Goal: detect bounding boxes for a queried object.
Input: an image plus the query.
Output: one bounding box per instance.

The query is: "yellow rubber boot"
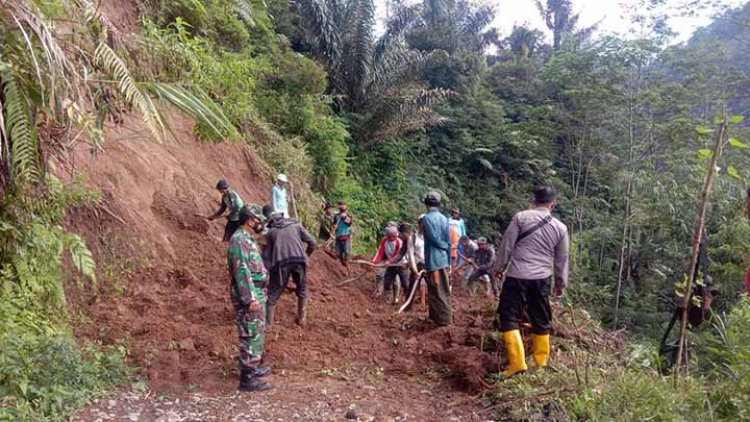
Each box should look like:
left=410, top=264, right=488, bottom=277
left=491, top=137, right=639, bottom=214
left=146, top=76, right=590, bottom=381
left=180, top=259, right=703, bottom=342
left=502, top=330, right=528, bottom=377
left=532, top=334, right=550, bottom=367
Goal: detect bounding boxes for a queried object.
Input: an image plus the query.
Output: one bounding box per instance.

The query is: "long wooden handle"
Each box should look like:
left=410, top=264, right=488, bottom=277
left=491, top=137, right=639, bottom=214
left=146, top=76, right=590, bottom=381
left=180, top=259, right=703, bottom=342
left=351, top=259, right=390, bottom=268
left=336, top=271, right=368, bottom=287
left=397, top=270, right=426, bottom=314
left=457, top=250, right=479, bottom=269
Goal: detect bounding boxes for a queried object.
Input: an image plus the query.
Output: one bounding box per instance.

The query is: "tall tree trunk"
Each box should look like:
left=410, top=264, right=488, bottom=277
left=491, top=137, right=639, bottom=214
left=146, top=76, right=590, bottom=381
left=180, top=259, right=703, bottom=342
left=613, top=63, right=643, bottom=328
left=674, top=118, right=728, bottom=376
left=613, top=176, right=632, bottom=329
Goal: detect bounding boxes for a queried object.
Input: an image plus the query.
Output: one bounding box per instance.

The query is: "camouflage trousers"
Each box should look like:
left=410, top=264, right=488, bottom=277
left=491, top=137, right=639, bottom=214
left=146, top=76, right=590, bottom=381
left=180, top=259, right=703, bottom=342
left=235, top=291, right=267, bottom=371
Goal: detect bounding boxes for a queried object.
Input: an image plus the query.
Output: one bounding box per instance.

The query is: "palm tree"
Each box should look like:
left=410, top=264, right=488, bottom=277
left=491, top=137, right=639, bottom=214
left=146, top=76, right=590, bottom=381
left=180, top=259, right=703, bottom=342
left=535, top=0, right=597, bottom=51
left=296, top=0, right=451, bottom=147
left=409, top=0, right=499, bottom=54
left=507, top=25, right=545, bottom=60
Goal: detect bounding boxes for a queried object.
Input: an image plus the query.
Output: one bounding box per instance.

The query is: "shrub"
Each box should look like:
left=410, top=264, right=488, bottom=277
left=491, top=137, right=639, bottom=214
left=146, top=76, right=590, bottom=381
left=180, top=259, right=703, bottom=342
left=567, top=370, right=710, bottom=421
left=0, top=332, right=129, bottom=421
left=703, top=299, right=750, bottom=420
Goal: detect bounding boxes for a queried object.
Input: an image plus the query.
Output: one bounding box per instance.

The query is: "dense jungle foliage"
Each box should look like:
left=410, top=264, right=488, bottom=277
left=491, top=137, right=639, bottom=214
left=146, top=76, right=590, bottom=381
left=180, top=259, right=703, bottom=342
left=2, top=0, right=750, bottom=419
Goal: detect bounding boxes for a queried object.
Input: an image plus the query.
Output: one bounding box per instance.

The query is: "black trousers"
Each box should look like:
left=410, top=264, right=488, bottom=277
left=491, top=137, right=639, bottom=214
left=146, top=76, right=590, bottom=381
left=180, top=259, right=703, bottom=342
left=497, top=276, right=552, bottom=335
left=383, top=266, right=409, bottom=292
left=223, top=220, right=241, bottom=242
left=268, top=262, right=308, bottom=306
left=468, top=268, right=500, bottom=296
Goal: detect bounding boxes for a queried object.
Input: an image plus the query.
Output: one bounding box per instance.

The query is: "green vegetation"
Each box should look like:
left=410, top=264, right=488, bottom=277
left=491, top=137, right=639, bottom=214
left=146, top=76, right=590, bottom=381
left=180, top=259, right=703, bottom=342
left=3, top=0, right=750, bottom=419
left=486, top=300, right=750, bottom=420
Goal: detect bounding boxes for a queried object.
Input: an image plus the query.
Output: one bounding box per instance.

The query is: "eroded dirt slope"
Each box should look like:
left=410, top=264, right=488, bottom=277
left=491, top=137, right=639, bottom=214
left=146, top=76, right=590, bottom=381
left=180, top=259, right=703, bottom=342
left=61, top=115, right=501, bottom=421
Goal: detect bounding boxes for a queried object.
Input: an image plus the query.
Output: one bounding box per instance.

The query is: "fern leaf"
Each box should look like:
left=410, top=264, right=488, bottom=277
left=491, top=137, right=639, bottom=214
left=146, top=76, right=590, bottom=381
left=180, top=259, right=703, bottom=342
left=2, top=67, right=39, bottom=185
left=65, top=233, right=97, bottom=285
left=95, top=43, right=165, bottom=142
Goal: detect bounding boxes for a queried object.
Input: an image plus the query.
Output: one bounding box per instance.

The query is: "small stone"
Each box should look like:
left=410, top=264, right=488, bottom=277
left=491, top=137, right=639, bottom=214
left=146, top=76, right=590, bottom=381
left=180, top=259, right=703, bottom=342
left=345, top=408, right=358, bottom=419
left=179, top=338, right=196, bottom=351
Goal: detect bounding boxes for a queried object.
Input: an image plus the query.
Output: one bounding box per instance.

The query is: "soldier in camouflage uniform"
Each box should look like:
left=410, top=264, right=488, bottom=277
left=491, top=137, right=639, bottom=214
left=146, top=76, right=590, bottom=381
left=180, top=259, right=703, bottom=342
left=209, top=179, right=245, bottom=241
left=227, top=206, right=272, bottom=392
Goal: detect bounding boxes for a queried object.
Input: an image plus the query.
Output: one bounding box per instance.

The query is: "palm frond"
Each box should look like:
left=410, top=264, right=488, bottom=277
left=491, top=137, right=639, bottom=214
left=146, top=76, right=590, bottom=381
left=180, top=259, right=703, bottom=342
left=0, top=85, right=7, bottom=170
left=64, top=232, right=97, bottom=285
left=337, top=0, right=374, bottom=108
left=368, top=49, right=448, bottom=100
left=235, top=0, right=255, bottom=27
left=535, top=0, right=553, bottom=29
left=76, top=0, right=127, bottom=47
left=460, top=4, right=494, bottom=38
left=362, top=86, right=453, bottom=146
left=95, top=42, right=165, bottom=142
left=298, top=0, right=341, bottom=61
left=372, top=107, right=450, bottom=143
left=2, top=67, right=40, bottom=185
left=373, top=4, right=422, bottom=62
left=3, top=0, right=83, bottom=105
left=145, top=83, right=240, bottom=142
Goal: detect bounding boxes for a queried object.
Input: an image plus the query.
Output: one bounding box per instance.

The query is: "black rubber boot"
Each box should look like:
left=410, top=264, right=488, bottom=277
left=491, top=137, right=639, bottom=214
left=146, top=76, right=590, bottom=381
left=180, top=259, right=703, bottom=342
left=296, top=299, right=307, bottom=326
left=249, top=366, right=272, bottom=378
left=239, top=370, right=272, bottom=392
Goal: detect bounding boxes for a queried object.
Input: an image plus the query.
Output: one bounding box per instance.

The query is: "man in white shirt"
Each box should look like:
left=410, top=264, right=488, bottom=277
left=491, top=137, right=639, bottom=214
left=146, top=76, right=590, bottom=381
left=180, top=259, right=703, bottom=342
left=271, top=174, right=289, bottom=218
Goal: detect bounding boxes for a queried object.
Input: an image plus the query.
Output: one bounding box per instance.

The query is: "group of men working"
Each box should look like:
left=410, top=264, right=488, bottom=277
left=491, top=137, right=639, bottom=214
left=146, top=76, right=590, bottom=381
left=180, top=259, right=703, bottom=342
left=208, top=175, right=317, bottom=392
left=364, top=187, right=569, bottom=379
left=211, top=176, right=570, bottom=392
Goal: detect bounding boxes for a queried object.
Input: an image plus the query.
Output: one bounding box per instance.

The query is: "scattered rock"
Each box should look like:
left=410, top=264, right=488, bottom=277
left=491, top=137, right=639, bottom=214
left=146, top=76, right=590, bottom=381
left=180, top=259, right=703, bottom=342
left=345, top=408, right=358, bottom=419
left=178, top=338, right=196, bottom=351
left=169, top=267, right=197, bottom=289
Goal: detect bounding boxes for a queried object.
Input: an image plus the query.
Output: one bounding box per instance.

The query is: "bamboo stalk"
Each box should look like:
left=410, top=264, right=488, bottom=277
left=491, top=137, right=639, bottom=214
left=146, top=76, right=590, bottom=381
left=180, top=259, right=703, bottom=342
left=289, top=180, right=299, bottom=220
left=674, top=118, right=728, bottom=376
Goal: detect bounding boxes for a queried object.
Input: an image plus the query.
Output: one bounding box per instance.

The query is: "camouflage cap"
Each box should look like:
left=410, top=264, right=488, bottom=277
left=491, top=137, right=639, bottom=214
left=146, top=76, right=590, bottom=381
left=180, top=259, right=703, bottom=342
left=243, top=204, right=265, bottom=222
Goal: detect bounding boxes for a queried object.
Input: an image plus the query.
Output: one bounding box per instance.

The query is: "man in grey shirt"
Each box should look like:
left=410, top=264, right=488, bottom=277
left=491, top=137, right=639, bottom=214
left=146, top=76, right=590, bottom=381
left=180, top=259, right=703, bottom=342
left=493, top=186, right=569, bottom=377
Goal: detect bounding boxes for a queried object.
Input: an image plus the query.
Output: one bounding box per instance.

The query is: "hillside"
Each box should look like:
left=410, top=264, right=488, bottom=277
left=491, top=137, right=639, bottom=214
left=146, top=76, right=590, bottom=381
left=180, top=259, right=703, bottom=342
left=58, top=113, right=496, bottom=419
left=3, top=0, right=750, bottom=420
left=59, top=114, right=618, bottom=420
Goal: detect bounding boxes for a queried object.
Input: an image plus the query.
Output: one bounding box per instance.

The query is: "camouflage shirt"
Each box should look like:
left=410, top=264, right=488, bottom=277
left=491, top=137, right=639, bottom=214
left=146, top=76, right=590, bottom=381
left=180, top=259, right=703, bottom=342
left=227, top=227, right=268, bottom=307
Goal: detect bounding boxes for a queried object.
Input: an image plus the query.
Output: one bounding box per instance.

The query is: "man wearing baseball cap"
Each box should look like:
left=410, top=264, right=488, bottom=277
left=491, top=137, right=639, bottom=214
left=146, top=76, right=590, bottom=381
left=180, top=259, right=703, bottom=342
left=271, top=174, right=289, bottom=218
left=421, top=191, right=453, bottom=326
left=208, top=179, right=245, bottom=241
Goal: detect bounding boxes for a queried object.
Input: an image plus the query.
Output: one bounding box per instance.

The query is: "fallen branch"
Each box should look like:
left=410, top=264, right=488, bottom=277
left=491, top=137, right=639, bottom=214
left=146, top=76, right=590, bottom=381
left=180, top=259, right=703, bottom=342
left=336, top=271, right=369, bottom=287
left=100, top=205, right=127, bottom=225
